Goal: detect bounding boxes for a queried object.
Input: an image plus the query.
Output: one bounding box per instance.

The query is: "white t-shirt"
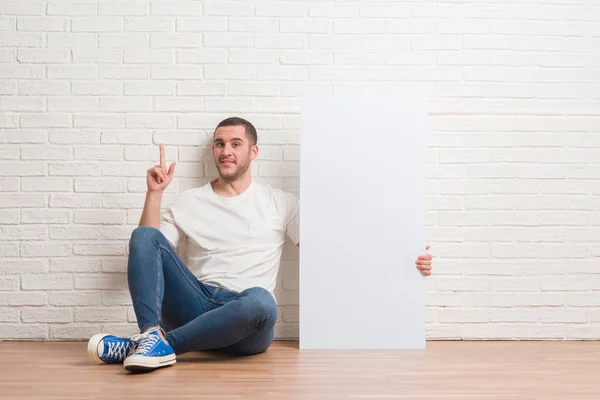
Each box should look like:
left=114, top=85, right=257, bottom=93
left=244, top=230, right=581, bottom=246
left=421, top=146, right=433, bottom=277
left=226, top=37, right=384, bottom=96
left=158, top=180, right=299, bottom=297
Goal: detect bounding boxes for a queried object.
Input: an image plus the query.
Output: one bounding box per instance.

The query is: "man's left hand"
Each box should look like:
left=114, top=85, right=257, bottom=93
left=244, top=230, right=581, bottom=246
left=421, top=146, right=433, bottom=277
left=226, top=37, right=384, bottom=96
left=416, top=245, right=432, bottom=277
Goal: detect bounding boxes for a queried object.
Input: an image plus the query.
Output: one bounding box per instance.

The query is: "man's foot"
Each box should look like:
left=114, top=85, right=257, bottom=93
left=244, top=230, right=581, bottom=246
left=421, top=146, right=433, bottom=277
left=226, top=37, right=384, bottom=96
left=123, top=327, right=176, bottom=372
left=88, top=334, right=139, bottom=364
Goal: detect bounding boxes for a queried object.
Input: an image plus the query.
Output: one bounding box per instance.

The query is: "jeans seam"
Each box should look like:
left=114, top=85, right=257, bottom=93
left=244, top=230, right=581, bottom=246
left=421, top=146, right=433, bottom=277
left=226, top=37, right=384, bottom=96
left=158, top=243, right=221, bottom=306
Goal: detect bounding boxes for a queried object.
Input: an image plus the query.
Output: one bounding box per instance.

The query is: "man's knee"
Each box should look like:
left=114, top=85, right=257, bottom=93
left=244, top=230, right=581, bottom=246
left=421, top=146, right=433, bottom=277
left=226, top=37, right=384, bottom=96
left=130, top=226, right=162, bottom=247
left=242, top=287, right=278, bottom=326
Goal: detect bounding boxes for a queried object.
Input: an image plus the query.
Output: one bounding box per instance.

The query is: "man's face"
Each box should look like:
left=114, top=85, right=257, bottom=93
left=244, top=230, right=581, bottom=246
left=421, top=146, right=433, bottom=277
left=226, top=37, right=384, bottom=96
left=212, top=125, right=257, bottom=182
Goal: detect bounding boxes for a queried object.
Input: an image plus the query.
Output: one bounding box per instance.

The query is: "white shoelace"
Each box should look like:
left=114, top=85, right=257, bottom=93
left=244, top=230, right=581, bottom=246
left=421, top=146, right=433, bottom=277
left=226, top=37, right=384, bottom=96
left=106, top=340, right=134, bottom=360
left=130, top=331, right=160, bottom=356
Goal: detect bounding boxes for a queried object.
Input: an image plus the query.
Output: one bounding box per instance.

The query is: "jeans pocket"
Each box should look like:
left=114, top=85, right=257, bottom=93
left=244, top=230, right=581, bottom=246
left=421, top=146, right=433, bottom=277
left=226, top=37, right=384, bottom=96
left=211, top=286, right=239, bottom=305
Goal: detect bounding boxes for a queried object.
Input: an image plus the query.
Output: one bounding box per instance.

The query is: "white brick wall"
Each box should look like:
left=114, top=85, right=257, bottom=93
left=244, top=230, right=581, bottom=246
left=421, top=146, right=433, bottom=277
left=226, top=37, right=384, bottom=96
left=1, top=0, right=599, bottom=341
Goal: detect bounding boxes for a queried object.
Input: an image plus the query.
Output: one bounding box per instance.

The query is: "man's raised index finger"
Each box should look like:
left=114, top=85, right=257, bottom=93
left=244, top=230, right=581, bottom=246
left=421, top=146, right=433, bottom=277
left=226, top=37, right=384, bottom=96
left=160, top=144, right=165, bottom=168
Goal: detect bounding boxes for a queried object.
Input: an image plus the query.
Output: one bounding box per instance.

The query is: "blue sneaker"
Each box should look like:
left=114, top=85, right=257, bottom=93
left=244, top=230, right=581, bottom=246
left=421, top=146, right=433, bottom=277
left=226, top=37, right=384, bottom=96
left=87, top=333, right=139, bottom=364
left=123, top=327, right=176, bottom=371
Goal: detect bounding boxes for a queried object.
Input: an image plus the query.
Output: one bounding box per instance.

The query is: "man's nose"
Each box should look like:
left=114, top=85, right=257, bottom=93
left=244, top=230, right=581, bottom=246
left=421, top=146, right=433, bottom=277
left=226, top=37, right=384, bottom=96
left=222, top=143, right=233, bottom=154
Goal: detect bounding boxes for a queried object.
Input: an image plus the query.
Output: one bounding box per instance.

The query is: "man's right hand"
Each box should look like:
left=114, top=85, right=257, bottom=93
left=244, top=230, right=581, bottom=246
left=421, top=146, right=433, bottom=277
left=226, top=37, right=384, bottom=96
left=147, top=144, right=176, bottom=193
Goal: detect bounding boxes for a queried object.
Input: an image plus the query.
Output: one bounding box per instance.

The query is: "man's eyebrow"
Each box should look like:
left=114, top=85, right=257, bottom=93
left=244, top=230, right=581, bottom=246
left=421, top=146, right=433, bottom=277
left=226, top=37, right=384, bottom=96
left=214, top=137, right=244, bottom=142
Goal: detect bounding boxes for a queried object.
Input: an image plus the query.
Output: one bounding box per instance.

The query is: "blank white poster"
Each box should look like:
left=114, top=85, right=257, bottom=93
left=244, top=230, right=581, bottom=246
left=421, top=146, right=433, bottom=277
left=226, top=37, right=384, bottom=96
left=299, top=96, right=428, bottom=350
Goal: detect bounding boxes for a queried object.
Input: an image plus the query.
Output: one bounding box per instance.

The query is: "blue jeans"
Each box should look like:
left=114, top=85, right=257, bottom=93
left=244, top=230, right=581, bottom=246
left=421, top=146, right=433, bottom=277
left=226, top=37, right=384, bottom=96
left=127, top=226, right=278, bottom=356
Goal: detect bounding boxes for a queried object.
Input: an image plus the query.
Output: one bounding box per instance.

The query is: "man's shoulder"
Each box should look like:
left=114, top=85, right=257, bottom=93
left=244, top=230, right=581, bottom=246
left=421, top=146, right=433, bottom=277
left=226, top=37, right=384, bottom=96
left=253, top=181, right=297, bottom=202
left=169, top=182, right=211, bottom=208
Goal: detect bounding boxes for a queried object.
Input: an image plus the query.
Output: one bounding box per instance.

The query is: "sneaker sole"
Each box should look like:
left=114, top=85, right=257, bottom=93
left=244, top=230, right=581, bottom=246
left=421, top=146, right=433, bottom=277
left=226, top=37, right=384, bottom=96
left=123, top=354, right=176, bottom=372
left=87, top=333, right=110, bottom=364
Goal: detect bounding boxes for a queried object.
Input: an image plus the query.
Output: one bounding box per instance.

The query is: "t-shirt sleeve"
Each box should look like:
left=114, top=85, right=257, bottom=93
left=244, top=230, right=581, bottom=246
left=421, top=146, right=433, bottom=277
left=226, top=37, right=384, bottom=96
left=159, top=206, right=184, bottom=248
left=285, top=192, right=300, bottom=245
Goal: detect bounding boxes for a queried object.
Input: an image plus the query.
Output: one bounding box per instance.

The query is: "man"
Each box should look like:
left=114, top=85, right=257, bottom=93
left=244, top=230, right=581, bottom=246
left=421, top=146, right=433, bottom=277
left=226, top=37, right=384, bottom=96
left=87, top=117, right=434, bottom=372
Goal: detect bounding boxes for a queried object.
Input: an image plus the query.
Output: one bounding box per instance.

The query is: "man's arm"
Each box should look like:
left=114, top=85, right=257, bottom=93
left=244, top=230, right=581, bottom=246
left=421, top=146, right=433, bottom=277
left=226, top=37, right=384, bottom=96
left=139, top=144, right=177, bottom=250
left=139, top=191, right=163, bottom=229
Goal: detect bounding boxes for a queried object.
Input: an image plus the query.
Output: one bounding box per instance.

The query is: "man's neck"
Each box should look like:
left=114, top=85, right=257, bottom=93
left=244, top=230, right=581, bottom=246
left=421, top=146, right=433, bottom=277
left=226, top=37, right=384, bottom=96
left=211, top=174, right=252, bottom=198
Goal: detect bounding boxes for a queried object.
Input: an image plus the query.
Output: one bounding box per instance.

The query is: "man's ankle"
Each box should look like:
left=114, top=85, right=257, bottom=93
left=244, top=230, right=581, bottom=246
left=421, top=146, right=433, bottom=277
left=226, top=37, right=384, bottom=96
left=143, top=326, right=169, bottom=344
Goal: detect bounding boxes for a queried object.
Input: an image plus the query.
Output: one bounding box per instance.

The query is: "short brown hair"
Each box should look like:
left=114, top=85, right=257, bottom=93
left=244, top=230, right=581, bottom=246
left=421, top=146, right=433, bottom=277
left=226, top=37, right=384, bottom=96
left=214, top=117, right=257, bottom=146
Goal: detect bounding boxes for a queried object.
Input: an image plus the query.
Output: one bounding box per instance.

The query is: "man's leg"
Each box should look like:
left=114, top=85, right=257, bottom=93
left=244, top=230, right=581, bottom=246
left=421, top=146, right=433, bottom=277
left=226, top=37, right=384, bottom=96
left=128, top=226, right=277, bottom=356
left=127, top=226, right=214, bottom=334
left=164, top=286, right=278, bottom=355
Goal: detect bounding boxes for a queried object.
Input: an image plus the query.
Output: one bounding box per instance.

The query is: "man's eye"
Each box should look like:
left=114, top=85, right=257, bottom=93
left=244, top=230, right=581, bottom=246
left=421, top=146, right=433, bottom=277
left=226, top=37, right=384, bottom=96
left=233, top=143, right=239, bottom=147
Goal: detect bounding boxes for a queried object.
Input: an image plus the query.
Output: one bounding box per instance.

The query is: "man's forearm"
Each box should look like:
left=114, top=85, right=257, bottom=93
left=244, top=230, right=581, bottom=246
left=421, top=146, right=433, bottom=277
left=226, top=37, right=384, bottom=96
left=139, top=191, right=163, bottom=228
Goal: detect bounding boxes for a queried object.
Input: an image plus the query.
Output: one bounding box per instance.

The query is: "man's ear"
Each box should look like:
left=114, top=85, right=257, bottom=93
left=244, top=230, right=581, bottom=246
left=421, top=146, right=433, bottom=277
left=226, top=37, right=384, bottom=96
left=251, top=145, right=259, bottom=160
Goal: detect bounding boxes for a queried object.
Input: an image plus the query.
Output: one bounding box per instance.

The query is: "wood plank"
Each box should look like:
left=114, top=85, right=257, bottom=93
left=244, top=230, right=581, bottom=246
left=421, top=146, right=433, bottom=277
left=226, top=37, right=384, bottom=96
left=0, top=340, right=599, bottom=399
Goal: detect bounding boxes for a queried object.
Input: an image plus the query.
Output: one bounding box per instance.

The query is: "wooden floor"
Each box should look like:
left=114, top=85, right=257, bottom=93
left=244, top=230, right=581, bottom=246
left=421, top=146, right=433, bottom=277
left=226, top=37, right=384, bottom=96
left=1, top=340, right=599, bottom=399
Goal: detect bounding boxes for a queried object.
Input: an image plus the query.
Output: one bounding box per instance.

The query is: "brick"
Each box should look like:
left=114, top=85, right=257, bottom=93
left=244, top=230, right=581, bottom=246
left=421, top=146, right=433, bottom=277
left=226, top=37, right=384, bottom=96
left=204, top=33, right=253, bottom=48
left=0, top=242, right=18, bottom=257
left=0, top=292, right=47, bottom=306
left=151, top=33, right=200, bottom=48
left=177, top=17, right=227, bottom=32
left=17, top=16, right=68, bottom=31
left=151, top=1, right=201, bottom=16
left=74, top=209, right=126, bottom=223
left=0, top=324, right=47, bottom=339
left=490, top=309, right=537, bottom=323
left=125, top=17, right=173, bottom=32
left=125, top=81, right=173, bottom=95
left=99, top=97, right=152, bottom=113
left=0, top=307, right=19, bottom=322
left=124, top=50, right=174, bottom=64
left=0, top=226, right=46, bottom=240
left=49, top=324, right=101, bottom=340
left=18, top=49, right=69, bottom=63
left=49, top=162, right=100, bottom=176
left=0, top=177, right=19, bottom=190
left=258, top=162, right=299, bottom=178
left=100, top=66, right=147, bottom=79
left=0, top=65, right=44, bottom=79
left=101, top=130, right=153, bottom=144
left=47, top=33, right=97, bottom=48
left=0, top=96, right=44, bottom=112
left=49, top=194, right=102, bottom=208
left=204, top=2, right=252, bottom=16
left=21, top=113, right=71, bottom=128
left=1, top=1, right=44, bottom=15
left=100, top=2, right=148, bottom=16
left=22, top=274, right=73, bottom=290
left=99, top=33, right=148, bottom=49
left=439, top=309, right=488, bottom=323
left=21, top=146, right=71, bottom=160
left=309, top=35, right=358, bottom=50
left=229, top=18, right=277, bottom=33
left=0, top=114, right=18, bottom=128
left=0, top=276, right=19, bottom=292
left=75, top=307, right=126, bottom=322
left=22, top=307, right=72, bottom=323
left=50, top=291, right=101, bottom=306
left=151, top=65, right=202, bottom=80
left=73, top=146, right=122, bottom=161
left=49, top=226, right=100, bottom=241
left=101, top=256, right=129, bottom=273
left=100, top=323, right=139, bottom=337
left=102, top=194, right=145, bottom=208
left=102, top=290, right=131, bottom=306
left=281, top=50, right=332, bottom=65
left=75, top=274, right=127, bottom=290
left=47, top=2, right=97, bottom=16
left=334, top=19, right=383, bottom=34
left=0, top=32, right=43, bottom=47
left=74, top=114, right=125, bottom=129
left=18, top=81, right=70, bottom=95
left=48, top=65, right=97, bottom=79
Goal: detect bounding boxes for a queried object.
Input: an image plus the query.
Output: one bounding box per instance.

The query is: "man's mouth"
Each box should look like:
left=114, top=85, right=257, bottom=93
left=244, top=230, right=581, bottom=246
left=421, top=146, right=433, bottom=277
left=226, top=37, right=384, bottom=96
left=220, top=160, right=235, bottom=166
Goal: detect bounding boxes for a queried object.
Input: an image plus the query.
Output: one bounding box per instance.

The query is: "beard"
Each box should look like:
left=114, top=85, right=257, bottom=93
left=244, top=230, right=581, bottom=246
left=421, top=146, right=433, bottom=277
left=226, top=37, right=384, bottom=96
left=215, top=158, right=250, bottom=182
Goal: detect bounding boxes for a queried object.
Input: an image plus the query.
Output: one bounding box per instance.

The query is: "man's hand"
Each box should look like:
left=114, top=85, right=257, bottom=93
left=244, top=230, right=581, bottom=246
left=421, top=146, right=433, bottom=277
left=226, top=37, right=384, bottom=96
left=147, top=144, right=176, bottom=193
left=416, top=245, right=432, bottom=277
